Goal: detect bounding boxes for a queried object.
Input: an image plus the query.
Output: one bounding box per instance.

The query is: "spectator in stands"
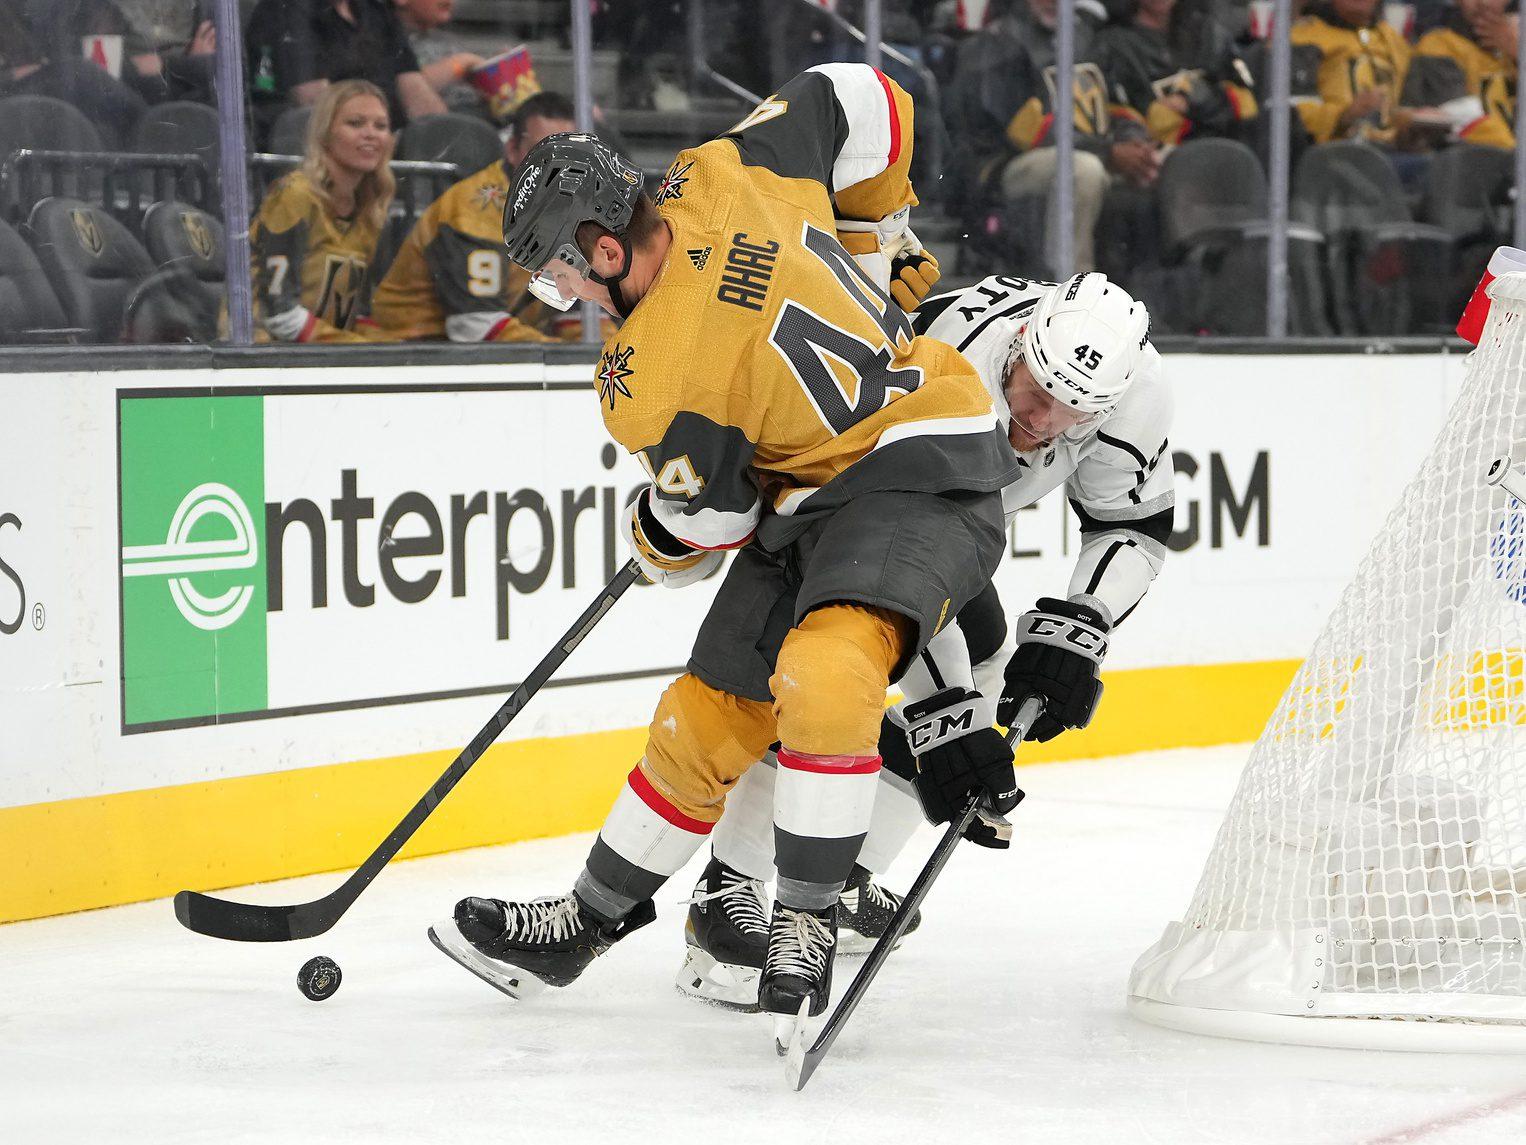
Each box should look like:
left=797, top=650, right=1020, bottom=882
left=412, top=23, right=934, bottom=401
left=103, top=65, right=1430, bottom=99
left=249, top=79, right=394, bottom=342
left=943, top=0, right=1155, bottom=274
left=372, top=91, right=591, bottom=342
left=245, top=0, right=446, bottom=146
left=1095, top=0, right=1258, bottom=147
left=1094, top=0, right=1259, bottom=288
left=114, top=0, right=217, bottom=104
left=1289, top=0, right=1429, bottom=145
left=1408, top=0, right=1517, bottom=147
left=0, top=0, right=148, bottom=145
left=393, top=0, right=494, bottom=119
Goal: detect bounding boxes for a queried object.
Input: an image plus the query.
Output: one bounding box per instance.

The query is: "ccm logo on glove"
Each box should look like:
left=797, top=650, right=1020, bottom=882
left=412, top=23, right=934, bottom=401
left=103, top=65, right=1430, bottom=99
left=1021, top=614, right=1109, bottom=658
left=906, top=694, right=979, bottom=752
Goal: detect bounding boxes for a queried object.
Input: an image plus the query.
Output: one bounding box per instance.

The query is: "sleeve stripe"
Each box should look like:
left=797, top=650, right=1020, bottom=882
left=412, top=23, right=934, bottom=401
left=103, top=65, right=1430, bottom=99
left=1084, top=538, right=1134, bottom=596
left=874, top=67, right=902, bottom=166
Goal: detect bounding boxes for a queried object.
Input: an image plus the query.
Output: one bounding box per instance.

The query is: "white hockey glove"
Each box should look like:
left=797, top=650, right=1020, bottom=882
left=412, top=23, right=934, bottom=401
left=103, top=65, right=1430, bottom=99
left=836, top=206, right=941, bottom=311
left=622, top=486, right=724, bottom=589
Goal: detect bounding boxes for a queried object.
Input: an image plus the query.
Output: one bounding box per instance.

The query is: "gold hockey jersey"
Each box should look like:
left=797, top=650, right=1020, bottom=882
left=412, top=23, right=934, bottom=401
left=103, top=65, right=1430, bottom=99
left=1289, top=12, right=1411, bottom=144
left=598, top=64, right=1020, bottom=554
left=249, top=170, right=380, bottom=343
left=1413, top=23, right=1516, bottom=149
left=371, top=160, right=558, bottom=342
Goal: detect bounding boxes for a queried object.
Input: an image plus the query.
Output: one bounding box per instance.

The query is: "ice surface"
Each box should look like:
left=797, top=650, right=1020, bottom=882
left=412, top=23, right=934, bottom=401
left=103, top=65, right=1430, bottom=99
left=7, top=745, right=1526, bottom=1144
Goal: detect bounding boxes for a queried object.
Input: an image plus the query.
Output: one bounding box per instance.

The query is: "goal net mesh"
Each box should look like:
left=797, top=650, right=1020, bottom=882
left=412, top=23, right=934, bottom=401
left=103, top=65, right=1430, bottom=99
left=1131, top=273, right=1526, bottom=1030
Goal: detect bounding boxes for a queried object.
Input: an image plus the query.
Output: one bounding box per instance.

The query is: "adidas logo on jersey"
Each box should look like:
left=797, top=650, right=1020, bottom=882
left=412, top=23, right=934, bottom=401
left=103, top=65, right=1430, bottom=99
left=688, top=247, right=711, bottom=271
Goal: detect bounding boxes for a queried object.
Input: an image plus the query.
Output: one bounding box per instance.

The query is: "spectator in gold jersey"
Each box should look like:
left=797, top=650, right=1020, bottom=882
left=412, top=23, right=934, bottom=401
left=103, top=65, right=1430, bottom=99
left=371, top=91, right=587, bottom=342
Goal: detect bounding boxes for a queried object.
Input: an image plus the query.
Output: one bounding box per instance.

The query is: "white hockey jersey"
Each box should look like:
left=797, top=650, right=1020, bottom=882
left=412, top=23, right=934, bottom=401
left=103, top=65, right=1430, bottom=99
left=915, top=274, right=1175, bottom=627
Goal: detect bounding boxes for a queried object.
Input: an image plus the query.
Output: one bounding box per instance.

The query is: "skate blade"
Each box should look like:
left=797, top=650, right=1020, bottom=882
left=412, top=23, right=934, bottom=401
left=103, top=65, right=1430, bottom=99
left=834, top=928, right=909, bottom=957
left=780, top=998, right=813, bottom=1089
left=772, top=997, right=814, bottom=1058
left=674, top=945, right=761, bottom=1012
left=427, top=920, right=550, bottom=1001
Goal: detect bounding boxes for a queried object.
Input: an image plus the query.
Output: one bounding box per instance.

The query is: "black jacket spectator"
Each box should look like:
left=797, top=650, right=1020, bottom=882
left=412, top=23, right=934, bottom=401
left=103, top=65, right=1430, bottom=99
left=246, top=0, right=437, bottom=144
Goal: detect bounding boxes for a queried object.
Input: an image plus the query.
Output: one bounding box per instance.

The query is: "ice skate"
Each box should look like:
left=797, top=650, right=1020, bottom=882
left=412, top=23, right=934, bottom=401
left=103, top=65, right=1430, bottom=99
left=759, top=902, right=837, bottom=1052
left=836, top=863, right=922, bottom=955
left=428, top=891, right=654, bottom=999
left=675, top=856, right=770, bottom=1011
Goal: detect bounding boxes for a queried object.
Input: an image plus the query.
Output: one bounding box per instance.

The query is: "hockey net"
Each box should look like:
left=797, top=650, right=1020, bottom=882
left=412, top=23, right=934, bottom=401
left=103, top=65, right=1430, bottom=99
left=1129, top=272, right=1526, bottom=1051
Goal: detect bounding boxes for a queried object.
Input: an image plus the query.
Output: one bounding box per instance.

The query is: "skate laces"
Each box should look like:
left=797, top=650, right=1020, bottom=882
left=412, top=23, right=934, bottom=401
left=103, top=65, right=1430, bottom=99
left=685, top=870, right=770, bottom=937
left=864, top=881, right=900, bottom=911
left=502, top=895, right=583, bottom=944
left=766, top=907, right=835, bottom=978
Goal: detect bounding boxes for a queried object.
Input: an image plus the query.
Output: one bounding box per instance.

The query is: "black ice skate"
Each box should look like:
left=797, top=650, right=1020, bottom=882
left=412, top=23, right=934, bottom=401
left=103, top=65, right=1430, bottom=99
left=836, top=863, right=922, bottom=955
left=428, top=891, right=654, bottom=999
left=760, top=902, right=837, bottom=1050
left=675, top=856, right=770, bottom=1011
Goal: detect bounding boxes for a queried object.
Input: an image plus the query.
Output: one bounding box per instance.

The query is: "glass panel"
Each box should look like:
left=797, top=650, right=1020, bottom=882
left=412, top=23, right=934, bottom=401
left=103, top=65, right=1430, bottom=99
left=0, top=0, right=226, bottom=346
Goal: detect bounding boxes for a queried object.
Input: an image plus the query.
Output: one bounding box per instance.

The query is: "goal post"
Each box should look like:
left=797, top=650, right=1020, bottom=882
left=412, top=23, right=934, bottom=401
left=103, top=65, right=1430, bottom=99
left=1129, top=272, right=1526, bottom=1051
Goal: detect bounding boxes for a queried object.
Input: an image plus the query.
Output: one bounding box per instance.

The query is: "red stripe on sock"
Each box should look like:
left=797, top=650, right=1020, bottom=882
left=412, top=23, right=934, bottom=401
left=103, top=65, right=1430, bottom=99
left=627, top=767, right=713, bottom=835
left=777, top=748, right=882, bottom=776
left=874, top=68, right=902, bottom=166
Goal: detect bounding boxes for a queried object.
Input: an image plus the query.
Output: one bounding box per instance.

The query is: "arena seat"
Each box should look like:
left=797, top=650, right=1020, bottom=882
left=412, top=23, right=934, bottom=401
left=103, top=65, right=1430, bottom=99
left=1293, top=140, right=1454, bottom=336
left=131, top=102, right=221, bottom=187
left=0, top=96, right=106, bottom=220
left=269, top=105, right=313, bottom=157
left=26, top=197, right=156, bottom=343
left=1420, top=144, right=1514, bottom=321
left=397, top=114, right=502, bottom=176
left=142, top=200, right=226, bottom=281
left=123, top=265, right=221, bottom=344
left=1152, top=138, right=1330, bottom=336
left=0, top=217, right=72, bottom=343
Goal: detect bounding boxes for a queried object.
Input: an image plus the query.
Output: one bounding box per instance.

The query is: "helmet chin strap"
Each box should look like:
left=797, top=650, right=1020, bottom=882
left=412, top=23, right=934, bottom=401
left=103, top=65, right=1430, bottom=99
left=589, top=235, right=636, bottom=319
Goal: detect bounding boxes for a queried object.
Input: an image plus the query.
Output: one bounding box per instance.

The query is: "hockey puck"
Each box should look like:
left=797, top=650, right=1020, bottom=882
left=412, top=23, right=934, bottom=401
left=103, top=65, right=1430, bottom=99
left=297, top=955, right=342, bottom=1001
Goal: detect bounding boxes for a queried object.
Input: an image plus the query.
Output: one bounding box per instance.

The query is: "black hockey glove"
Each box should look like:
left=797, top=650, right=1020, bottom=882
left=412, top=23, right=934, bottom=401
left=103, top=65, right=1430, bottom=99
left=998, top=597, right=1111, bottom=742
left=903, top=688, right=1021, bottom=849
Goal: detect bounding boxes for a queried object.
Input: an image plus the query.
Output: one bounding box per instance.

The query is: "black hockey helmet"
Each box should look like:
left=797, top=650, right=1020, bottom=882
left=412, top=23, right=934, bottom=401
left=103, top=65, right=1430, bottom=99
left=503, top=131, right=644, bottom=311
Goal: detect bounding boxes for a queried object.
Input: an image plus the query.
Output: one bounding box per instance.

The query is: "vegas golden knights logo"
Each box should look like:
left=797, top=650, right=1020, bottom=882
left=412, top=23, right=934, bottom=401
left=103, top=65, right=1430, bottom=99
left=316, top=254, right=368, bottom=329
left=70, top=209, right=104, bottom=257
left=180, top=211, right=215, bottom=261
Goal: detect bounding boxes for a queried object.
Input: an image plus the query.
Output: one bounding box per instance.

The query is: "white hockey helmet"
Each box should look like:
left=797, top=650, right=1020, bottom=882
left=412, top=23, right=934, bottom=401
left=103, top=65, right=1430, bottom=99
left=1020, top=272, right=1150, bottom=416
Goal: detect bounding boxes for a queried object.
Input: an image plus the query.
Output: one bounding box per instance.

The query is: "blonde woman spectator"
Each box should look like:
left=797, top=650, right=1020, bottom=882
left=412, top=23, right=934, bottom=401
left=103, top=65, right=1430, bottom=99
left=250, top=79, right=395, bottom=342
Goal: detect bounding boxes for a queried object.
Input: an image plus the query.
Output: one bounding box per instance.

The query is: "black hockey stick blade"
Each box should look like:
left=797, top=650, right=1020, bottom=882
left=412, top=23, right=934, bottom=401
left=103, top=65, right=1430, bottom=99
left=786, top=695, right=1045, bottom=1091
left=173, top=560, right=645, bottom=943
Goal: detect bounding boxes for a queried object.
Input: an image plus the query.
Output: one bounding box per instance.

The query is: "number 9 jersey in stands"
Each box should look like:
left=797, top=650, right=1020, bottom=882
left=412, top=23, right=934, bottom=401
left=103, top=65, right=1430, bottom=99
left=600, top=64, right=1019, bottom=555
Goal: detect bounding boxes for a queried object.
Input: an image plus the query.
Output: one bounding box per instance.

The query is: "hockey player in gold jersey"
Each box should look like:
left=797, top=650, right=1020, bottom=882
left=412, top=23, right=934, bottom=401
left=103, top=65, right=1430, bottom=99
left=429, top=65, right=1026, bottom=1035
left=249, top=80, right=394, bottom=343
left=372, top=92, right=581, bottom=342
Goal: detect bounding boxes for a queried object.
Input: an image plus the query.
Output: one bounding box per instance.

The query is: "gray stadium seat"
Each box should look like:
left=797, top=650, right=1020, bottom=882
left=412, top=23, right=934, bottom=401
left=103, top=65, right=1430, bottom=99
left=1152, top=138, right=1330, bottom=336
left=123, top=265, right=221, bottom=344
left=142, top=200, right=226, bottom=281
left=1421, top=144, right=1515, bottom=321
left=26, top=197, right=156, bottom=343
left=0, top=95, right=106, bottom=221
left=397, top=113, right=501, bottom=175
left=1294, top=141, right=1454, bottom=335
left=270, top=105, right=313, bottom=157
left=0, top=217, right=71, bottom=343
left=131, top=101, right=221, bottom=183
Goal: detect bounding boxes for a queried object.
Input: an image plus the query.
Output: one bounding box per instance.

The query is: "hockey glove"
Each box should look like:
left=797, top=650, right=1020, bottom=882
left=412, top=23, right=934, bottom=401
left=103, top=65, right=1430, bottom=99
left=903, top=687, right=1021, bottom=849
left=998, top=597, right=1111, bottom=742
left=622, top=487, right=724, bottom=589
left=889, top=248, right=941, bottom=312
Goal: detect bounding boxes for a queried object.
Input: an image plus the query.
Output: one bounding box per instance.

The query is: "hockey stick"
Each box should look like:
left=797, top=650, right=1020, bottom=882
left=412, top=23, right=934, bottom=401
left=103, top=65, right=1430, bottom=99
left=784, top=695, right=1046, bottom=1091
left=173, top=559, right=645, bottom=943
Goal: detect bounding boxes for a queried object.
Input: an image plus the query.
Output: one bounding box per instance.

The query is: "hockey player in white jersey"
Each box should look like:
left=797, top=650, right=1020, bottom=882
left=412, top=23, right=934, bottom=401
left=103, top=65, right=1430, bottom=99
left=677, top=270, right=1174, bottom=1009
